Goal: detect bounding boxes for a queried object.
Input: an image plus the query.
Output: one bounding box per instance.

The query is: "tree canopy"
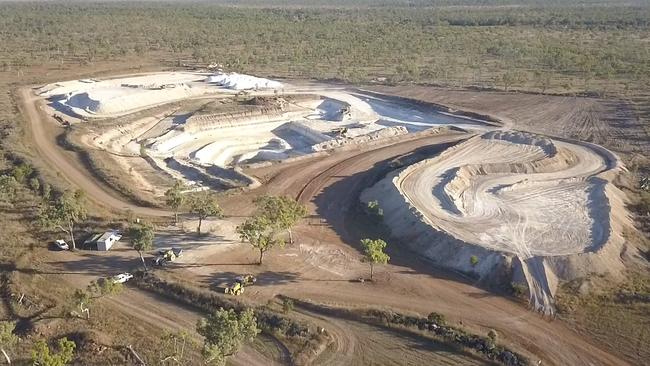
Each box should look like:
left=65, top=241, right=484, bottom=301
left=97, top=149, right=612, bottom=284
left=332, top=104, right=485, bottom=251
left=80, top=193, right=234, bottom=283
left=38, top=190, right=87, bottom=250
left=254, top=195, right=306, bottom=243
left=31, top=337, right=76, bottom=366
left=197, top=308, right=259, bottom=365
left=164, top=180, right=185, bottom=224
left=189, top=192, right=223, bottom=234
left=236, top=215, right=285, bottom=264
left=128, top=223, right=155, bottom=271
left=361, top=238, right=390, bottom=280
left=0, top=321, right=18, bottom=365
left=72, top=278, right=123, bottom=319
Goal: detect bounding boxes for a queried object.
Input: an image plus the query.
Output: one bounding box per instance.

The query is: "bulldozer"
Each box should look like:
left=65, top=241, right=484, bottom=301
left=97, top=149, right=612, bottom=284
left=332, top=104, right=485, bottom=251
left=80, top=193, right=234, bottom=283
left=224, top=281, right=244, bottom=296
left=153, top=248, right=183, bottom=266
left=224, top=274, right=257, bottom=296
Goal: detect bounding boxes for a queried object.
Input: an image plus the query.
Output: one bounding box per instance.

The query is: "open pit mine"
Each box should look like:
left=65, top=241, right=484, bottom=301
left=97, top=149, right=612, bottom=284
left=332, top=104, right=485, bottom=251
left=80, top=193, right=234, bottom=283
left=37, top=71, right=628, bottom=315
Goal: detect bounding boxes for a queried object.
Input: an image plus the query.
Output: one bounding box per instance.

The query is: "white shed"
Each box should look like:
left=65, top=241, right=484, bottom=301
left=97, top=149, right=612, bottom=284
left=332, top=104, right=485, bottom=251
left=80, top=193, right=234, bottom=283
left=96, top=230, right=122, bottom=251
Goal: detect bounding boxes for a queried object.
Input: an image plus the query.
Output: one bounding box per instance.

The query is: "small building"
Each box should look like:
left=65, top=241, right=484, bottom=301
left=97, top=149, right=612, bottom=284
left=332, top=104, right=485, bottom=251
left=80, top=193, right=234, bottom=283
left=97, top=230, right=122, bottom=251
left=83, top=230, right=122, bottom=251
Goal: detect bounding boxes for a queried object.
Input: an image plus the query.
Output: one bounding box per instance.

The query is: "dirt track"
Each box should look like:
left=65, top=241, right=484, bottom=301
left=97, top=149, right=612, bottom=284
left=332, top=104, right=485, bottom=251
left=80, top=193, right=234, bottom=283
left=18, top=88, right=169, bottom=217
left=19, top=86, right=631, bottom=365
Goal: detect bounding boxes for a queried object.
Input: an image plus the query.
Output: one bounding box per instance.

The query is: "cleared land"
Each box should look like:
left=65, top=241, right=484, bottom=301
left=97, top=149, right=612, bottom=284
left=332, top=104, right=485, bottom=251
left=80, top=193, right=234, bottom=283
left=19, top=72, right=635, bottom=365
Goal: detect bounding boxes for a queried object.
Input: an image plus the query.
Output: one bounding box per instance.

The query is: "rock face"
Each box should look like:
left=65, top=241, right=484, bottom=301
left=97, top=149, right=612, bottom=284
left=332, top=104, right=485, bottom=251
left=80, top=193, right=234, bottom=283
left=361, top=131, right=628, bottom=315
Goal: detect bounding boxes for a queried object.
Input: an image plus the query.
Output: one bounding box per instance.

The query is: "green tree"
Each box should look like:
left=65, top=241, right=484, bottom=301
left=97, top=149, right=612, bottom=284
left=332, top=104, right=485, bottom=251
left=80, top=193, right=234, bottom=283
left=500, top=72, right=515, bottom=91
left=0, top=175, right=18, bottom=203
left=160, top=330, right=194, bottom=364
left=87, top=278, right=123, bottom=298
left=128, top=223, right=154, bottom=271
left=0, top=321, right=18, bottom=364
left=11, top=163, right=33, bottom=184
left=38, top=190, right=87, bottom=250
left=470, top=255, right=479, bottom=267
left=236, top=216, right=284, bottom=265
left=71, top=289, right=91, bottom=320
left=72, top=279, right=123, bottom=320
left=164, top=180, right=185, bottom=224
left=197, top=308, right=259, bottom=366
left=31, top=337, right=76, bottom=366
left=360, top=238, right=390, bottom=281
left=29, top=177, right=41, bottom=192
left=189, top=192, right=223, bottom=235
left=254, top=195, right=306, bottom=244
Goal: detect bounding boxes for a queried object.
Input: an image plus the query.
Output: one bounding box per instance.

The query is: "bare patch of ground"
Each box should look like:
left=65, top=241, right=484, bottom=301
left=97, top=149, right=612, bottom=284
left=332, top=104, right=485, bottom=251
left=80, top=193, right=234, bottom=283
left=368, top=86, right=650, bottom=157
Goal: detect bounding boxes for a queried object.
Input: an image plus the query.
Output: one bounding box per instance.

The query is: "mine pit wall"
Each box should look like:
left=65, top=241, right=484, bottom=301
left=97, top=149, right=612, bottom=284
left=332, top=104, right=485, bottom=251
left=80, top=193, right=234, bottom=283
left=165, top=158, right=241, bottom=190
left=183, top=105, right=311, bottom=133
left=443, top=148, right=579, bottom=211
left=356, top=89, right=503, bottom=127
left=360, top=169, right=514, bottom=286
left=284, top=122, right=331, bottom=145
left=361, top=152, right=629, bottom=310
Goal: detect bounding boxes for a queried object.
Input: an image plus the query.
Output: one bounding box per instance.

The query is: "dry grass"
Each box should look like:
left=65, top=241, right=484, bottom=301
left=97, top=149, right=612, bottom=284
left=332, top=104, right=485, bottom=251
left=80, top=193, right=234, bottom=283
left=556, top=269, right=650, bottom=364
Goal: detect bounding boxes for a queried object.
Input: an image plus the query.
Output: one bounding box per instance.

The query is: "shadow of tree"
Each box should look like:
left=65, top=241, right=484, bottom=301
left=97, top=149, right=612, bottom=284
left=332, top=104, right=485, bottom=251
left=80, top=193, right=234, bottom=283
left=201, top=271, right=300, bottom=292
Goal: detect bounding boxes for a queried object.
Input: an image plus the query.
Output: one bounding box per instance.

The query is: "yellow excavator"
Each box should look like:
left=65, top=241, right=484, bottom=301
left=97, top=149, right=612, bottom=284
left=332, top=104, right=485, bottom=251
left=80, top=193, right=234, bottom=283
left=224, top=274, right=257, bottom=296
left=153, top=248, right=183, bottom=266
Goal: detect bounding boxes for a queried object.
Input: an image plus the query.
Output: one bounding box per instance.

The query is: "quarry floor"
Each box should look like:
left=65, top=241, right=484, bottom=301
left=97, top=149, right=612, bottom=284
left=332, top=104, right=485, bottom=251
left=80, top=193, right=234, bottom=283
left=18, top=82, right=638, bottom=366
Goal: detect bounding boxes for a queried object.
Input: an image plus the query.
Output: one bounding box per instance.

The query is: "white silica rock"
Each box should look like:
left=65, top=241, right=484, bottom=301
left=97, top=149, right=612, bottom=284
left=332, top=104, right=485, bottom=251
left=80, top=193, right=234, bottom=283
left=205, top=72, right=283, bottom=90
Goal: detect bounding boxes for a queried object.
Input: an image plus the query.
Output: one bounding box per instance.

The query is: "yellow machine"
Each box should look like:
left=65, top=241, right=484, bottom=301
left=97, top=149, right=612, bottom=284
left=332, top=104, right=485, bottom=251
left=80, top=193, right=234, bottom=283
left=224, top=274, right=257, bottom=295
left=224, top=282, right=244, bottom=296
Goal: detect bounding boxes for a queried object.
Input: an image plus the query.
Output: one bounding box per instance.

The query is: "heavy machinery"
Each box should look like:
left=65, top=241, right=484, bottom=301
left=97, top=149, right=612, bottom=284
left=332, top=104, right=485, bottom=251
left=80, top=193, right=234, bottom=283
left=235, top=274, right=257, bottom=286
left=339, top=105, right=352, bottom=118
left=332, top=127, right=349, bottom=138
left=641, top=176, right=650, bottom=191
left=153, top=248, right=183, bottom=266
left=224, top=274, right=257, bottom=296
left=224, top=281, right=244, bottom=296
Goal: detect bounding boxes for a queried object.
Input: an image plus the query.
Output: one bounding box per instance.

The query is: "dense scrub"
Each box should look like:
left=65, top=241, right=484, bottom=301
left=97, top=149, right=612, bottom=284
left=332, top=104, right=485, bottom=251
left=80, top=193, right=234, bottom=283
left=0, top=1, right=648, bottom=96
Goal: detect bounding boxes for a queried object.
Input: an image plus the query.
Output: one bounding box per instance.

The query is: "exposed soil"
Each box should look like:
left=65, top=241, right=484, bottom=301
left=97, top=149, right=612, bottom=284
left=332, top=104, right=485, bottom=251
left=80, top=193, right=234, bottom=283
left=18, top=81, right=634, bottom=366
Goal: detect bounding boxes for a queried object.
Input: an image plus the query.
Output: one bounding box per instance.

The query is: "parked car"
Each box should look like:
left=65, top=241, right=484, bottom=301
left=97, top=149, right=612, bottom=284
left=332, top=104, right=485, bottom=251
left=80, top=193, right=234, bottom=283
left=111, top=273, right=133, bottom=284
left=54, top=239, right=69, bottom=251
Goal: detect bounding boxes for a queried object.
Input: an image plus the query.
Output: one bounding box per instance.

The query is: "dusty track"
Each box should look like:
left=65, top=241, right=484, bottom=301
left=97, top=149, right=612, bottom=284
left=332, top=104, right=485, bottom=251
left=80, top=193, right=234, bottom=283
left=18, top=88, right=168, bottom=217
left=19, top=87, right=629, bottom=366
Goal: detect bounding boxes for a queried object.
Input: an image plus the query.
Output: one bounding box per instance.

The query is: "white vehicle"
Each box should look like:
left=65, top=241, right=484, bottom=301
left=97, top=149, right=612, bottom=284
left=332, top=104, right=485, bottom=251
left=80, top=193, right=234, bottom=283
left=111, top=273, right=133, bottom=284
left=54, top=239, right=69, bottom=251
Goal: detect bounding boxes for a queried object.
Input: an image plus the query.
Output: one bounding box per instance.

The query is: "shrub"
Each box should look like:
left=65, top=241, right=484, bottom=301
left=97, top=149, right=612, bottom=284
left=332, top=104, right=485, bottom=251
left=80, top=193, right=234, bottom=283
left=28, top=178, right=40, bottom=192
left=510, top=282, right=528, bottom=298
left=366, top=200, right=383, bottom=219
left=282, top=298, right=294, bottom=314
left=427, top=312, right=446, bottom=325
left=11, top=163, right=33, bottom=183
left=488, top=329, right=498, bottom=344
left=470, top=255, right=479, bottom=267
